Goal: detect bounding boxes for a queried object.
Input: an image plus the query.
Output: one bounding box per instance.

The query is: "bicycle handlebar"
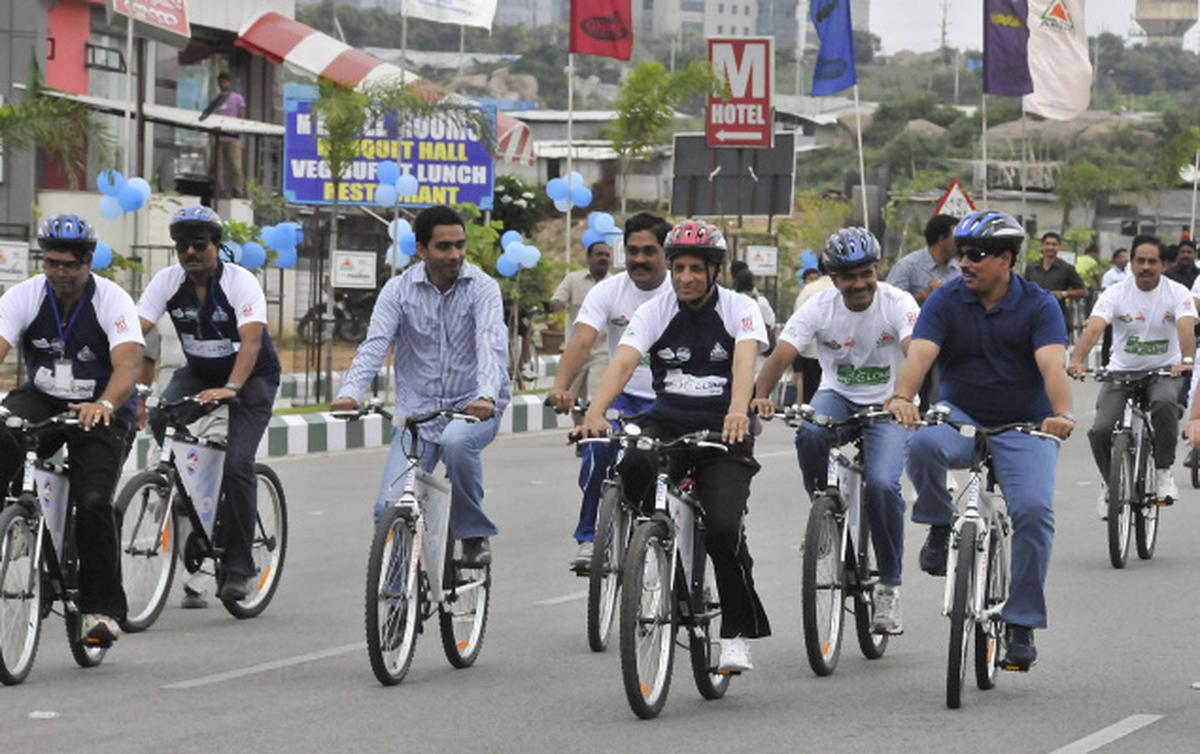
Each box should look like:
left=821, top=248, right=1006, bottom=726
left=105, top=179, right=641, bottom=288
left=575, top=427, right=730, bottom=453
left=921, top=406, right=1062, bottom=445
left=780, top=403, right=894, bottom=429
left=1088, top=367, right=1177, bottom=384
left=330, top=399, right=479, bottom=427
left=0, top=406, right=79, bottom=433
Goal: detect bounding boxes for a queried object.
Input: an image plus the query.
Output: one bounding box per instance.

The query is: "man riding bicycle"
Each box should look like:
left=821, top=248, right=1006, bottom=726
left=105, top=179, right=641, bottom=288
left=137, top=205, right=281, bottom=604
left=1066, top=235, right=1194, bottom=515
left=887, top=210, right=1075, bottom=672
left=580, top=219, right=771, bottom=672
left=330, top=205, right=510, bottom=568
left=0, top=214, right=143, bottom=643
left=751, top=227, right=919, bottom=635
left=547, top=212, right=672, bottom=570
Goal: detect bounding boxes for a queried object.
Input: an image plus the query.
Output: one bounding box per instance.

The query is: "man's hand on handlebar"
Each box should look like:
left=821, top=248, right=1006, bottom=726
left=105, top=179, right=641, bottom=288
left=722, top=412, right=750, bottom=444
left=1040, top=415, right=1075, bottom=441
left=68, top=401, right=111, bottom=431
left=749, top=397, right=775, bottom=420
left=1066, top=362, right=1087, bottom=379
left=196, top=387, right=237, bottom=405
left=578, top=413, right=611, bottom=439
left=884, top=395, right=920, bottom=429
left=330, top=397, right=358, bottom=414
left=547, top=388, right=575, bottom=414
left=1171, top=362, right=1194, bottom=378
left=464, top=398, right=495, bottom=421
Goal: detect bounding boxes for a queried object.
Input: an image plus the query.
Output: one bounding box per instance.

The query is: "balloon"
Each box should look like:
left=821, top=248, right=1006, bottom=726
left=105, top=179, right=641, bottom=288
left=570, top=185, right=592, bottom=208
left=503, top=243, right=524, bottom=262
left=587, top=212, right=601, bottom=231
left=501, top=230, right=523, bottom=250
left=99, top=194, right=123, bottom=220
left=518, top=245, right=541, bottom=269
left=90, top=242, right=113, bottom=271
left=280, top=221, right=304, bottom=246
left=257, top=225, right=278, bottom=250
left=582, top=229, right=602, bottom=249
left=118, top=184, right=144, bottom=212
left=376, top=160, right=400, bottom=185
left=127, top=176, right=152, bottom=203
left=569, top=171, right=584, bottom=189
left=554, top=197, right=570, bottom=212
left=594, top=213, right=615, bottom=233
left=392, top=248, right=411, bottom=269
left=240, top=241, right=266, bottom=270
left=399, top=232, right=417, bottom=256
left=375, top=183, right=398, bottom=207
left=275, top=247, right=298, bottom=269
left=388, top=218, right=412, bottom=241
left=496, top=255, right=519, bottom=277
left=223, top=241, right=243, bottom=263
left=546, top=177, right=567, bottom=201
left=97, top=170, right=125, bottom=197
left=396, top=173, right=419, bottom=197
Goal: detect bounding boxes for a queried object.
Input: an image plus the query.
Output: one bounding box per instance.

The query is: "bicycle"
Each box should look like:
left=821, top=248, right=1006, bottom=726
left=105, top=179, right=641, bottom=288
left=114, top=393, right=287, bottom=630
left=333, top=400, right=491, bottom=686
left=0, top=409, right=110, bottom=684
left=921, top=406, right=1061, bottom=709
left=782, top=404, right=890, bottom=677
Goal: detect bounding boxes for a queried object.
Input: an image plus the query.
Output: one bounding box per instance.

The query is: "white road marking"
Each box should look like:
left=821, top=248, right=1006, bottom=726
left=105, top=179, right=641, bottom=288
left=756, top=450, right=796, bottom=459
left=534, top=591, right=587, bottom=606
left=162, top=642, right=365, bottom=689
left=1049, top=714, right=1164, bottom=754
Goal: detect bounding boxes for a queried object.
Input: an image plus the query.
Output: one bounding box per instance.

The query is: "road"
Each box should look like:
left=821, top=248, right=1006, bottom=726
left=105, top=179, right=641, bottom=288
left=3, top=381, right=1200, bottom=752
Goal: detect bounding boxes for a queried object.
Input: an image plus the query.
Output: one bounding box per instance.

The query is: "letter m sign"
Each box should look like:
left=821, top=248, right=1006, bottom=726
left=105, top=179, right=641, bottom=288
left=707, top=37, right=774, bottom=149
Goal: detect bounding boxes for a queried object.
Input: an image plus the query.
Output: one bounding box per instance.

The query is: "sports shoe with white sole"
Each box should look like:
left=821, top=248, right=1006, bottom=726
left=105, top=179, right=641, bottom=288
left=871, top=584, right=904, bottom=635
left=1155, top=468, right=1178, bottom=505
left=1096, top=481, right=1108, bottom=521
left=82, top=614, right=121, bottom=644
left=718, top=636, right=753, bottom=672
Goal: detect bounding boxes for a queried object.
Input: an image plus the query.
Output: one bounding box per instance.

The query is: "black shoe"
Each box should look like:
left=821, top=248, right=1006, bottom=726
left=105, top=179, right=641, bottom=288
left=217, top=574, right=253, bottom=602
left=460, top=537, right=492, bottom=568
left=1001, top=624, right=1037, bottom=671
left=919, top=525, right=951, bottom=576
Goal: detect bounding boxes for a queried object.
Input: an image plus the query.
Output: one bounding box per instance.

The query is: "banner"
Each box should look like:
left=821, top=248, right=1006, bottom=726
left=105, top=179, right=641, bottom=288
left=570, top=0, right=633, bottom=61
left=1023, top=0, right=1092, bottom=120
left=405, top=0, right=497, bottom=31
left=983, top=0, right=1034, bottom=96
left=810, top=0, right=857, bottom=96
left=283, top=94, right=495, bottom=209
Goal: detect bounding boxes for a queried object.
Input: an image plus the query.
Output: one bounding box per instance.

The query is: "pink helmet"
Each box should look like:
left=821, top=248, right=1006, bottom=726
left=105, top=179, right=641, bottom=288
left=664, top=219, right=726, bottom=266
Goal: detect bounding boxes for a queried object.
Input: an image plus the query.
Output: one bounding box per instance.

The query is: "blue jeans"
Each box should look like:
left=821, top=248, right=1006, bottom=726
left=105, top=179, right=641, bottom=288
left=793, top=389, right=909, bottom=587
left=907, top=401, right=1058, bottom=629
left=574, top=392, right=656, bottom=543
left=374, top=414, right=502, bottom=540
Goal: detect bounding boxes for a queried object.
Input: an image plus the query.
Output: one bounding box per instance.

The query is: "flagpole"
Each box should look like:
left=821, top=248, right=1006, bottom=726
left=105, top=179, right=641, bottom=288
left=1190, top=148, right=1200, bottom=237
left=981, top=93, right=989, bottom=205
left=401, top=0, right=408, bottom=76
left=852, top=84, right=869, bottom=230
left=1019, top=100, right=1028, bottom=224
left=795, top=0, right=809, bottom=96
left=566, top=52, right=575, bottom=266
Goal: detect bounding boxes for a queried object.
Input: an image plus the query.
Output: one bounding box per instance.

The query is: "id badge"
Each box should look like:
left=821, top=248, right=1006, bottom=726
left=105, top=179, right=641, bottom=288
left=54, top=359, right=74, bottom=391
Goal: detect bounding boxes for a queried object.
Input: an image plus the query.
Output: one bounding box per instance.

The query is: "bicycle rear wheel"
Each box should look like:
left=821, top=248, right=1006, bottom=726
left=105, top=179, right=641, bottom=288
left=619, top=520, right=676, bottom=720
left=365, top=506, right=421, bottom=686
left=115, top=471, right=176, bottom=632
left=1106, top=434, right=1134, bottom=569
left=587, top=484, right=628, bottom=653
left=1135, top=501, right=1159, bottom=560
left=0, top=505, right=43, bottom=685
left=802, top=495, right=846, bottom=676
left=975, top=518, right=1007, bottom=691
left=688, top=556, right=730, bottom=700
left=439, top=550, right=490, bottom=669
left=947, top=521, right=976, bottom=710
left=223, top=464, right=288, bottom=619
left=851, top=517, right=888, bottom=660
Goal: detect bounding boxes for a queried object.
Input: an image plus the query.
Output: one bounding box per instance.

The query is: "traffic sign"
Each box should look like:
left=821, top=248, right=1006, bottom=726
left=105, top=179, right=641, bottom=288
left=707, top=37, right=774, bottom=150
left=671, top=132, right=795, bottom=218
left=933, top=179, right=976, bottom=218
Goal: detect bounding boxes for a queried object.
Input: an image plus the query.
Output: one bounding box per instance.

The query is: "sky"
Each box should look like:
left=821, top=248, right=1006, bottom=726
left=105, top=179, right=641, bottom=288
left=870, top=0, right=1200, bottom=54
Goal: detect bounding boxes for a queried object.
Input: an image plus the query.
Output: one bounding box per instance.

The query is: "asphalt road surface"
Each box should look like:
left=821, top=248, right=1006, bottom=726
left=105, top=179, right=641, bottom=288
left=4, top=381, right=1199, bottom=752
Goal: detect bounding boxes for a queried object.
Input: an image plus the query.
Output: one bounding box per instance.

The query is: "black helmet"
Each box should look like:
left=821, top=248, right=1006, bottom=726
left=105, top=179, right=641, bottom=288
left=953, top=210, right=1025, bottom=255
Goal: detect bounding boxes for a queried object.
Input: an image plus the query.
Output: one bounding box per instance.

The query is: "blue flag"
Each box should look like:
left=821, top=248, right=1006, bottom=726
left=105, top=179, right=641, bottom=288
left=811, top=0, right=857, bottom=96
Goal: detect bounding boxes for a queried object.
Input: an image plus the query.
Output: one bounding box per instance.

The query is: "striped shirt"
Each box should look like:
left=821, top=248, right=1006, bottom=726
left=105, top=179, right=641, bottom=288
left=337, top=260, right=512, bottom=440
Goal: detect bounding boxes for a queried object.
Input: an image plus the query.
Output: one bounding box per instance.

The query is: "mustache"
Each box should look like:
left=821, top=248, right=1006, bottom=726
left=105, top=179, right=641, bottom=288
left=628, top=263, right=652, bottom=272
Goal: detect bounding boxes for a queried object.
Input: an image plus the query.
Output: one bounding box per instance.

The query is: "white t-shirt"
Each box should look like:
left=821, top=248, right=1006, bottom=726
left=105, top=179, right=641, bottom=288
left=1091, top=275, right=1196, bottom=371
left=1101, top=266, right=1129, bottom=290
left=574, top=272, right=671, bottom=399
left=620, top=286, right=768, bottom=358
left=137, top=263, right=269, bottom=330
left=780, top=281, right=919, bottom=405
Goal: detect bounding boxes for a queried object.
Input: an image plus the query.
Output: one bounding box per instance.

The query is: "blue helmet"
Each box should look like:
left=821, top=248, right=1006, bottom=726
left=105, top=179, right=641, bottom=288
left=38, top=214, right=97, bottom=254
left=169, top=205, right=223, bottom=243
left=823, top=227, right=880, bottom=272
left=953, top=210, right=1025, bottom=255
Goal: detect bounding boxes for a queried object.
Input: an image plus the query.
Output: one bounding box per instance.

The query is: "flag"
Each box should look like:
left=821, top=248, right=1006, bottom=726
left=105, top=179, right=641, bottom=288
left=810, top=0, right=856, bottom=96
left=570, top=0, right=633, bottom=61
left=404, top=0, right=497, bottom=31
left=1023, top=0, right=1092, bottom=120
left=983, top=0, right=1033, bottom=95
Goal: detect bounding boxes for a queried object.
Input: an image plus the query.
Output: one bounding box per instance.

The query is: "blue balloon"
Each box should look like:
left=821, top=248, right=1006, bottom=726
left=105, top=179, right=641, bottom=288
left=496, top=255, right=519, bottom=277
left=546, top=177, right=568, bottom=201
left=392, top=247, right=412, bottom=269
left=396, top=173, right=419, bottom=197
left=377, top=160, right=400, bottom=185
left=118, top=184, right=144, bottom=212
left=240, top=241, right=266, bottom=270
left=501, top=230, right=523, bottom=250
left=388, top=218, right=412, bottom=241
left=503, top=244, right=524, bottom=262
left=399, top=233, right=417, bottom=256
left=570, top=185, right=592, bottom=208
left=587, top=212, right=601, bottom=231
left=554, top=197, right=570, bottom=212
left=280, top=221, right=303, bottom=246
left=98, top=194, right=123, bottom=220
left=275, top=247, right=298, bottom=269
left=127, top=176, right=152, bottom=203
left=582, top=229, right=602, bottom=249
left=518, top=245, right=541, bottom=269
left=594, top=213, right=616, bottom=233
left=91, top=242, right=113, bottom=271
left=224, top=241, right=243, bottom=263
left=375, top=183, right=398, bottom=207
left=97, top=170, right=125, bottom=197
left=569, top=171, right=584, bottom=189
left=258, top=225, right=278, bottom=250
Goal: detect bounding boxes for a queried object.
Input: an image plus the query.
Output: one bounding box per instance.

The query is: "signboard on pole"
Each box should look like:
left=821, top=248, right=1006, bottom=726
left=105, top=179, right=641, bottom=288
left=671, top=131, right=795, bottom=218
left=706, top=37, right=774, bottom=149
left=743, top=245, right=778, bottom=277
left=0, top=240, right=29, bottom=288
left=108, top=0, right=191, bottom=46
left=331, top=251, right=378, bottom=290
left=933, top=179, right=976, bottom=218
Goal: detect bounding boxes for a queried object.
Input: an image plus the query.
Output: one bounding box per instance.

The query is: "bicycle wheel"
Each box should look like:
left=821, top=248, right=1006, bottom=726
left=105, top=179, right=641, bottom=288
left=689, top=556, right=731, bottom=700
left=0, top=505, right=43, bottom=685
left=365, top=506, right=421, bottom=686
left=1135, top=499, right=1159, bottom=560
left=802, top=495, right=846, bottom=676
left=975, top=519, right=1007, bottom=691
left=65, top=608, right=107, bottom=668
left=115, top=471, right=176, bottom=632
left=851, top=517, right=888, bottom=660
left=1190, top=447, right=1200, bottom=489
left=947, top=520, right=976, bottom=710
left=223, top=464, right=288, bottom=619
left=587, top=484, right=627, bottom=652
left=1106, top=434, right=1134, bottom=569
left=439, top=553, right=490, bottom=669
left=619, top=520, right=676, bottom=720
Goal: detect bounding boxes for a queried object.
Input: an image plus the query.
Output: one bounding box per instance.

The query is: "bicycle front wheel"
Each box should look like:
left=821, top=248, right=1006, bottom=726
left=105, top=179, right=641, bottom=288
left=688, top=556, right=730, bottom=700
left=365, top=506, right=421, bottom=686
left=619, top=520, right=676, bottom=720
left=851, top=517, right=887, bottom=660
left=802, top=495, right=846, bottom=676
left=115, top=471, right=176, bottom=632
left=223, top=464, right=288, bottom=619
left=947, top=521, right=976, bottom=710
left=1135, top=499, right=1159, bottom=560
left=975, top=518, right=1007, bottom=691
left=0, top=505, right=43, bottom=685
left=438, top=554, right=490, bottom=669
left=587, top=484, right=627, bottom=652
left=1107, top=434, right=1134, bottom=569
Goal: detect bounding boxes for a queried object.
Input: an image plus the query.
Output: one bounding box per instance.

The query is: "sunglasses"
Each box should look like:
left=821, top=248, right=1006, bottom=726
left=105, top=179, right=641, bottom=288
left=43, top=258, right=84, bottom=272
left=960, top=247, right=1001, bottom=263
left=175, top=239, right=212, bottom=254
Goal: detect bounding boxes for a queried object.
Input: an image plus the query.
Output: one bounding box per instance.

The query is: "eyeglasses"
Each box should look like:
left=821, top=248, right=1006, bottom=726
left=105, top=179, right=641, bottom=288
left=961, top=247, right=1000, bottom=263
left=43, top=258, right=84, bottom=272
left=175, top=239, right=211, bottom=254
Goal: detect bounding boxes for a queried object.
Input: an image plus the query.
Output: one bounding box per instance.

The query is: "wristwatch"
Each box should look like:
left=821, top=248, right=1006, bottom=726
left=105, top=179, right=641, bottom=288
left=1055, top=412, right=1076, bottom=423
left=224, top=381, right=243, bottom=393
left=97, top=399, right=114, bottom=412
left=1183, top=357, right=1195, bottom=365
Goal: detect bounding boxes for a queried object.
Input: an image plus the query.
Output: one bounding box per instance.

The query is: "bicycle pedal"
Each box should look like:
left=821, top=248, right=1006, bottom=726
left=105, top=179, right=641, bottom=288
left=713, top=669, right=741, bottom=676
left=1156, top=499, right=1174, bottom=507
left=1001, top=663, right=1031, bottom=673
left=83, top=636, right=113, bottom=649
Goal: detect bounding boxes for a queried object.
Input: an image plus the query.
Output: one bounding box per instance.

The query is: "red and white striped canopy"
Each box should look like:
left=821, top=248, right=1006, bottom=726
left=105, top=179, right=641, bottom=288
left=236, top=12, right=533, bottom=165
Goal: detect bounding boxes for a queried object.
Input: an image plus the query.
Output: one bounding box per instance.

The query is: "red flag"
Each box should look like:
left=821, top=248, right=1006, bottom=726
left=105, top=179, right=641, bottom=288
left=570, top=0, right=633, bottom=61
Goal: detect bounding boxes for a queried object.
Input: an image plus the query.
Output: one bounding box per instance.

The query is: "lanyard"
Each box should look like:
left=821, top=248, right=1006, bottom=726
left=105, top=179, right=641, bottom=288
left=45, top=280, right=89, bottom=355
left=199, top=271, right=224, bottom=338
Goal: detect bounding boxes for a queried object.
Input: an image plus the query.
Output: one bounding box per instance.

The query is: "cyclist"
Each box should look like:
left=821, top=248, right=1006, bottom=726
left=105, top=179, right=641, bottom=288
left=547, top=213, right=672, bottom=570
left=330, top=205, right=509, bottom=568
left=886, top=209, right=1075, bottom=672
left=580, top=219, right=771, bottom=672
left=0, top=214, right=143, bottom=643
left=750, top=227, right=919, bottom=635
left=1066, top=235, right=1194, bottom=516
left=137, top=205, right=281, bottom=604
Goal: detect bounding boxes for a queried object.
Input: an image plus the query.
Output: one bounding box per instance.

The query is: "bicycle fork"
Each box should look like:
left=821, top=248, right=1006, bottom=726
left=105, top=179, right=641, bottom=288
left=943, top=473, right=989, bottom=621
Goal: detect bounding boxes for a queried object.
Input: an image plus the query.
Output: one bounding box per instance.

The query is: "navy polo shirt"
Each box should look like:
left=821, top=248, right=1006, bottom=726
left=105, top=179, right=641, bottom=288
left=914, top=273, right=1066, bottom=426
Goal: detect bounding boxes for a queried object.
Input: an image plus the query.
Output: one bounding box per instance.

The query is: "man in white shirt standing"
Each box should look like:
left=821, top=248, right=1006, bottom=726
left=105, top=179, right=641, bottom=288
left=549, top=239, right=611, bottom=397
left=1100, top=248, right=1129, bottom=290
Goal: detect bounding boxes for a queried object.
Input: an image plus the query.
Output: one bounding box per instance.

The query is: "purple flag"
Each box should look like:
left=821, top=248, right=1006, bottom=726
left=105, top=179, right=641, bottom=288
left=983, top=0, right=1033, bottom=96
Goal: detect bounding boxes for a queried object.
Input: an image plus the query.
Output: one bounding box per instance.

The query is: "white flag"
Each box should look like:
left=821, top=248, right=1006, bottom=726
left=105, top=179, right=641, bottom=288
left=404, top=0, right=497, bottom=31
left=1023, top=0, right=1092, bottom=121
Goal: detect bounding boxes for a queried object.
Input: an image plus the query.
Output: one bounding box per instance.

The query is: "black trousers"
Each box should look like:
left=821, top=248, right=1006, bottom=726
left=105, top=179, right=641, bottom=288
left=0, top=388, right=128, bottom=619
left=616, top=420, right=771, bottom=639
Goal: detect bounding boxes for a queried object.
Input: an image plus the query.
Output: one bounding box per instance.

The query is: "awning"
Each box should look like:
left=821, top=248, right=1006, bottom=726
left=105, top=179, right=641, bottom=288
left=43, top=89, right=285, bottom=137
left=235, top=11, right=533, bottom=165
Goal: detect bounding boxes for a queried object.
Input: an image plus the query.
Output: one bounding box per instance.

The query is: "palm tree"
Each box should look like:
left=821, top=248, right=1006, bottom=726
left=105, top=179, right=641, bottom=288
left=0, top=73, right=108, bottom=189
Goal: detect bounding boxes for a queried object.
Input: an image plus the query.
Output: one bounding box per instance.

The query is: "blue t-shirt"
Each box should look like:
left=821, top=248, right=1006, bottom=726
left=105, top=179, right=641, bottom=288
left=914, top=273, right=1066, bottom=426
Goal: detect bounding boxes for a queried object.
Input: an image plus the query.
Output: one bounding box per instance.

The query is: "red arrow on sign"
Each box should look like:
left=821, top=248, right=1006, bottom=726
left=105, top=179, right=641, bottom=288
left=707, top=37, right=774, bottom=150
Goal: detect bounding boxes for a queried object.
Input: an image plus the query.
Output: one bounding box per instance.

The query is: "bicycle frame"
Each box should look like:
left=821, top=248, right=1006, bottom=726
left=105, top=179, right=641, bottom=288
left=1113, top=387, right=1155, bottom=502
left=153, top=422, right=227, bottom=556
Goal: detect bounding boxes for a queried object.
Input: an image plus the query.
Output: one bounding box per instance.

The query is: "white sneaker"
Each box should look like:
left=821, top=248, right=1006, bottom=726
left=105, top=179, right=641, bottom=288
left=870, top=584, right=904, bottom=635
left=718, top=636, right=753, bottom=672
left=1096, top=481, right=1108, bottom=521
left=81, top=614, right=121, bottom=644
left=1156, top=469, right=1178, bottom=503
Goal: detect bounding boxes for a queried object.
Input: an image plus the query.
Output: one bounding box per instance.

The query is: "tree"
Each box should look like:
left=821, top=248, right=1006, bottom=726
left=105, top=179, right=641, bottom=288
left=0, top=74, right=108, bottom=190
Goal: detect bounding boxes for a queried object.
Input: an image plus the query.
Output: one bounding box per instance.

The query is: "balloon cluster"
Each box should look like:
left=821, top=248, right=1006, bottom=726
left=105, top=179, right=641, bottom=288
left=546, top=172, right=591, bottom=213
left=374, top=160, right=421, bottom=207
left=496, top=230, right=541, bottom=278
left=385, top=218, right=418, bottom=269
left=582, top=212, right=617, bottom=250
left=97, top=170, right=152, bottom=219
left=91, top=240, right=115, bottom=271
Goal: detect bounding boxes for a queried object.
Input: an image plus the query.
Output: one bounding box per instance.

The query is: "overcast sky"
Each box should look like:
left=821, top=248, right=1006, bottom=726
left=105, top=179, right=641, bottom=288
left=870, top=0, right=1199, bottom=54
